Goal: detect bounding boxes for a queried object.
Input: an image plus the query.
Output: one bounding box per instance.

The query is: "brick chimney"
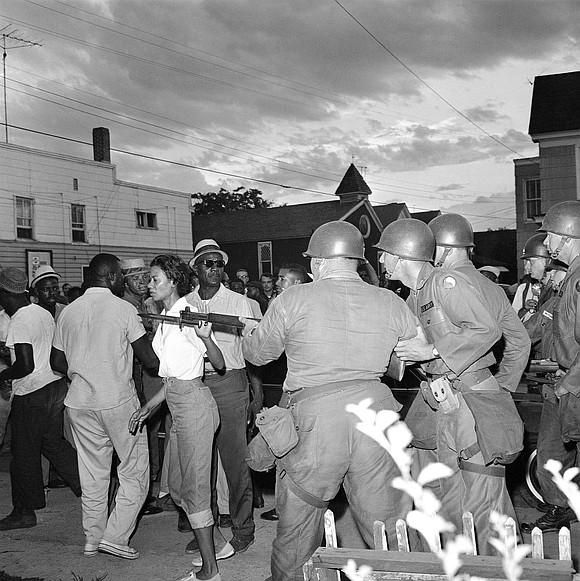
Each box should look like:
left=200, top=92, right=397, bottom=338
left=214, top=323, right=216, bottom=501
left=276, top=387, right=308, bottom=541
left=92, top=127, right=111, bottom=163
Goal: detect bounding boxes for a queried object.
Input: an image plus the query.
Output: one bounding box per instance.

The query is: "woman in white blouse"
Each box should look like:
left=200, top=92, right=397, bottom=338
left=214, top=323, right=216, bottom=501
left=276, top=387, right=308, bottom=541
left=129, top=255, right=225, bottom=581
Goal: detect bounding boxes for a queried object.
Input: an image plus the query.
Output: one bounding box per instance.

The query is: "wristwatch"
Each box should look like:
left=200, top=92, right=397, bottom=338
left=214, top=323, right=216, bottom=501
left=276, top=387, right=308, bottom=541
left=432, top=346, right=439, bottom=358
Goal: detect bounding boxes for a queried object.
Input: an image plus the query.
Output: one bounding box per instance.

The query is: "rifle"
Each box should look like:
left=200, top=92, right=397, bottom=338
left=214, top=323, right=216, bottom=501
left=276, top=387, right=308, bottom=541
left=138, top=307, right=260, bottom=330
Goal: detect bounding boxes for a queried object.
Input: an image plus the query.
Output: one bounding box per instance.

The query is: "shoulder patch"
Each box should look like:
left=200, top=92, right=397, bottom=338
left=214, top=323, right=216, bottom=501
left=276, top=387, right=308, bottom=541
left=575, top=280, right=580, bottom=293
left=442, top=276, right=456, bottom=289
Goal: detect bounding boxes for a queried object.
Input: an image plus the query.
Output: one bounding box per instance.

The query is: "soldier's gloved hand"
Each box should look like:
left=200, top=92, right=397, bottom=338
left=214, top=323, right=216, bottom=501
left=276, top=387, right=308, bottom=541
left=524, top=298, right=538, bottom=312
left=395, top=325, right=435, bottom=363
left=553, top=376, right=569, bottom=399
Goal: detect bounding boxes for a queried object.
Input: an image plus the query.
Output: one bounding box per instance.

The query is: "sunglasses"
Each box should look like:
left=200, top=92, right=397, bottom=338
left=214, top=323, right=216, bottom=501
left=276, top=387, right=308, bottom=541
left=200, top=259, right=226, bottom=268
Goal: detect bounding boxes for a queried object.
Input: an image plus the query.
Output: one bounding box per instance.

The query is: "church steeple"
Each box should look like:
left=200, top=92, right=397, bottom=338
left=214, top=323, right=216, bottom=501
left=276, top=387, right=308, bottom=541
left=334, top=163, right=372, bottom=204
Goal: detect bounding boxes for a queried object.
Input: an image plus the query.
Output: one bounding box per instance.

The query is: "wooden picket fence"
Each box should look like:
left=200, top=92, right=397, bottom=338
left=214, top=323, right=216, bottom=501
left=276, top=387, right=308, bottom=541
left=303, top=509, right=576, bottom=581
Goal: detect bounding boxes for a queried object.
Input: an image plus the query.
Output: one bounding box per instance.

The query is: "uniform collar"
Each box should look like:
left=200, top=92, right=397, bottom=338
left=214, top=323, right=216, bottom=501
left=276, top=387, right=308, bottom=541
left=416, top=262, right=434, bottom=291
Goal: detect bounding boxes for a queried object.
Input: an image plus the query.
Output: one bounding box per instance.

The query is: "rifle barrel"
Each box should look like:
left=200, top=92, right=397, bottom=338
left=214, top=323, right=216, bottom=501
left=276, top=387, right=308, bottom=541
left=138, top=311, right=260, bottom=329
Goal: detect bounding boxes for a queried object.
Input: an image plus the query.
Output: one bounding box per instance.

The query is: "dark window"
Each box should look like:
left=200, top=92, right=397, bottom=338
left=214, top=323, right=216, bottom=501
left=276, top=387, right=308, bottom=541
left=71, top=204, right=86, bottom=243
left=525, top=179, right=541, bottom=219
left=16, top=197, right=33, bottom=239
left=136, top=211, right=158, bottom=229
left=258, top=242, right=272, bottom=277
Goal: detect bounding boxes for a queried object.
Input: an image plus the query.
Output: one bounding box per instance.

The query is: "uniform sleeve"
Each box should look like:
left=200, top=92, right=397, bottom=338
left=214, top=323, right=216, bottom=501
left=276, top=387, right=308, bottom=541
left=434, top=276, right=502, bottom=376
left=394, top=294, right=419, bottom=341
left=559, top=287, right=580, bottom=397
left=495, top=303, right=531, bottom=392
left=242, top=294, right=286, bottom=366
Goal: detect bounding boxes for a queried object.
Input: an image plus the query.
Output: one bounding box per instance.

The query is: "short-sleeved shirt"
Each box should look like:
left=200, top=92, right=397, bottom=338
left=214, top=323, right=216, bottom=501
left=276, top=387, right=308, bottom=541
left=0, top=309, right=10, bottom=343
left=186, top=284, right=253, bottom=372
left=152, top=296, right=207, bottom=380
left=245, top=296, right=263, bottom=320
left=53, top=287, right=146, bottom=410
left=6, top=303, right=61, bottom=396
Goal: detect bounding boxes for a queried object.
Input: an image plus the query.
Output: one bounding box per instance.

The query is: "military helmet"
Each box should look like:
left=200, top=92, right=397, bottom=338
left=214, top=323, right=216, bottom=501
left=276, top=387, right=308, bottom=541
left=540, top=201, right=580, bottom=238
left=520, top=233, right=550, bottom=260
left=428, top=213, right=475, bottom=248
left=303, top=221, right=365, bottom=260
left=375, top=219, right=435, bottom=262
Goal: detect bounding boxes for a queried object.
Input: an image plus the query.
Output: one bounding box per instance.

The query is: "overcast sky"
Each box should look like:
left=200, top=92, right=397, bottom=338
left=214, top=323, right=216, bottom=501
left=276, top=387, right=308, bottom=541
left=2, top=0, right=580, bottom=230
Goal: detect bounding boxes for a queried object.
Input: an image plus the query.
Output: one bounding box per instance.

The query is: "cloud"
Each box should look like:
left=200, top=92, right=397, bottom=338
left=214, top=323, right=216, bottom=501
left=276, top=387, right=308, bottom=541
left=2, top=0, right=578, bottom=215
left=436, top=183, right=464, bottom=192
left=464, top=105, right=505, bottom=124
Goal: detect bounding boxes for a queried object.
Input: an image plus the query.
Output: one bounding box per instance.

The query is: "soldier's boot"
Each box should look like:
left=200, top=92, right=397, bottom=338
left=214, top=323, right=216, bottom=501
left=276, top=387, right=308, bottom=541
left=521, top=505, right=571, bottom=533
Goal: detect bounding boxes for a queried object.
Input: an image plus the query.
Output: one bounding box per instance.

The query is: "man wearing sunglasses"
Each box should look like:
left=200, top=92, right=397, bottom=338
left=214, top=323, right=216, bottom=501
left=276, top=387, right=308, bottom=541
left=186, top=239, right=260, bottom=560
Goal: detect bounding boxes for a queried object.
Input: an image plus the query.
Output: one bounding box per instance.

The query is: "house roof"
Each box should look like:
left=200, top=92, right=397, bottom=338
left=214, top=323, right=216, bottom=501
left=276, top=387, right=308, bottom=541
left=194, top=200, right=358, bottom=243
left=373, top=203, right=409, bottom=227
left=529, top=71, right=580, bottom=136
left=193, top=200, right=409, bottom=244
left=334, top=163, right=372, bottom=198
left=411, top=210, right=441, bottom=224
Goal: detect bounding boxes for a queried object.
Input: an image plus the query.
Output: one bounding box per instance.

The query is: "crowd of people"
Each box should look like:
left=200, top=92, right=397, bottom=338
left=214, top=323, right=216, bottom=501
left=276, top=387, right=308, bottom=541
left=0, top=201, right=578, bottom=581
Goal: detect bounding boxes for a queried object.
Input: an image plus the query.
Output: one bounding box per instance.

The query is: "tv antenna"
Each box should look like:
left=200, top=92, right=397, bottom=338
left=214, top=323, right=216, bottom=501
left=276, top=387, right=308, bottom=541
left=1, top=25, right=42, bottom=143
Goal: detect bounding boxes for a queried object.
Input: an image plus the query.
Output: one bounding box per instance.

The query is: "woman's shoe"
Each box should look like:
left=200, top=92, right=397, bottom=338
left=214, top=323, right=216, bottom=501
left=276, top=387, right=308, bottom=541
left=176, top=571, right=221, bottom=581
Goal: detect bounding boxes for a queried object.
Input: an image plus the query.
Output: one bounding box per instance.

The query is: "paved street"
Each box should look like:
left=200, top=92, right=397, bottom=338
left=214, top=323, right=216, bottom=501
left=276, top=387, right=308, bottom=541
left=1, top=430, right=579, bottom=580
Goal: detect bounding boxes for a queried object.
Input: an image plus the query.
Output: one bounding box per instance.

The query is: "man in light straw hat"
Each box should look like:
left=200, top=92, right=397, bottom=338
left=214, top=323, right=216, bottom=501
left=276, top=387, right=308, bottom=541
left=30, top=265, right=66, bottom=321
left=185, top=238, right=260, bottom=560
left=0, top=267, right=80, bottom=531
left=120, top=258, right=164, bottom=512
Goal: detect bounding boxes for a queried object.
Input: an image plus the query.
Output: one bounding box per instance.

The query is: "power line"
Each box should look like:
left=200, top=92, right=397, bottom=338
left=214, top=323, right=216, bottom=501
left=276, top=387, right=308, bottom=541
left=23, top=0, right=489, bottom=132
left=1, top=25, right=41, bottom=142
left=8, top=80, right=516, bottom=205
left=332, top=0, right=525, bottom=159
left=2, top=122, right=515, bottom=223
left=3, top=10, right=527, bottom=201
left=7, top=4, right=523, bottom=144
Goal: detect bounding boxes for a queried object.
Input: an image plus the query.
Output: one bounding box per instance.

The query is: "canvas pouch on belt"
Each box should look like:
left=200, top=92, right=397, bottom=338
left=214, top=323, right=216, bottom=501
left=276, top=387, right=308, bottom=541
left=559, top=392, right=580, bottom=443
left=256, top=405, right=299, bottom=457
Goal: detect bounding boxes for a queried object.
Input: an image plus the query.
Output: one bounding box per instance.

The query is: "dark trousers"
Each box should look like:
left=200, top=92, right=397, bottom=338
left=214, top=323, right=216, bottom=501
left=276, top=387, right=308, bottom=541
left=537, top=387, right=579, bottom=506
left=206, top=369, right=255, bottom=538
left=10, top=378, right=81, bottom=509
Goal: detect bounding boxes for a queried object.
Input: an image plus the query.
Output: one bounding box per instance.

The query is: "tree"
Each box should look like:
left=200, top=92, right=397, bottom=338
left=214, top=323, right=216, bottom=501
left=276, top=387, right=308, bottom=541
left=191, top=187, right=275, bottom=215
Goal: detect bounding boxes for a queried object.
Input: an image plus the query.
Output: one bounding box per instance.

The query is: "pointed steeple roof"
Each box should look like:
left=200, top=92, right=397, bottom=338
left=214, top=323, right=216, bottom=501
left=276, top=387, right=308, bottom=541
left=334, top=163, right=372, bottom=203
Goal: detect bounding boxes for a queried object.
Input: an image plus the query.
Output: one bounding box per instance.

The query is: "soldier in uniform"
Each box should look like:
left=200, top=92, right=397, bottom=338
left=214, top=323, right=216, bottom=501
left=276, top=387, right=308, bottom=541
left=242, top=221, right=418, bottom=581
left=513, top=234, right=551, bottom=321
left=428, top=213, right=530, bottom=394
left=377, top=218, right=523, bottom=556
left=521, top=201, right=580, bottom=532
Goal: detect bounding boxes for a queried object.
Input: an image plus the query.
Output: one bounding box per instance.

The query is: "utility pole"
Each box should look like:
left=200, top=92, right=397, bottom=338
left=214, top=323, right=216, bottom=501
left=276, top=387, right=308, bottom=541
left=1, top=25, right=42, bottom=143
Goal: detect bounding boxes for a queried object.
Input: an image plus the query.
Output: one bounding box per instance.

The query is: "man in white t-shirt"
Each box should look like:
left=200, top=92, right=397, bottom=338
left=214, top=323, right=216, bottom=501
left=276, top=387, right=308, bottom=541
left=0, top=268, right=80, bottom=531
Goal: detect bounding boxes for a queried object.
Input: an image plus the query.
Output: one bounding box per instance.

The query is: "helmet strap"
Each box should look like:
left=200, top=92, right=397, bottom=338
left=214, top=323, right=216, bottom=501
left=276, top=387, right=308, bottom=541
left=550, top=236, right=570, bottom=259
left=384, top=256, right=400, bottom=281
left=434, top=247, right=452, bottom=268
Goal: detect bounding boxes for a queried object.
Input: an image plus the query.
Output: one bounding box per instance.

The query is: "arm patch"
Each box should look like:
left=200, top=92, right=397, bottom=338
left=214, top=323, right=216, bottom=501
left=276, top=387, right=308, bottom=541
left=576, top=279, right=580, bottom=293
left=442, top=276, right=456, bottom=289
